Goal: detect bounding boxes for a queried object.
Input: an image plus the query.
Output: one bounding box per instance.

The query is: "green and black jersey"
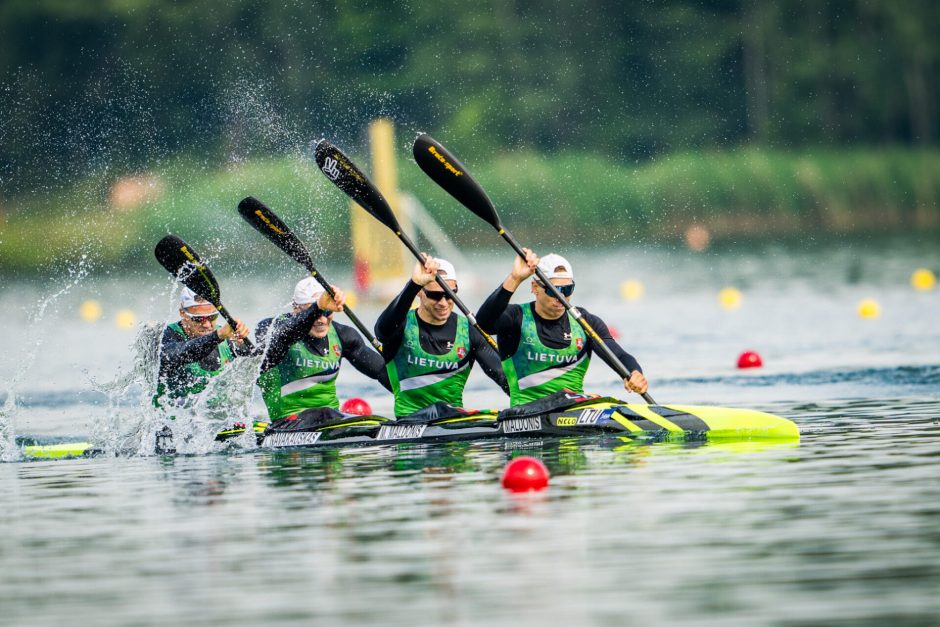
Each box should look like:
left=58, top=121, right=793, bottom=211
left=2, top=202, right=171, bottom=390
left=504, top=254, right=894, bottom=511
left=156, top=322, right=249, bottom=403
left=375, top=280, right=509, bottom=417
left=255, top=315, right=389, bottom=420
left=476, top=285, right=643, bottom=406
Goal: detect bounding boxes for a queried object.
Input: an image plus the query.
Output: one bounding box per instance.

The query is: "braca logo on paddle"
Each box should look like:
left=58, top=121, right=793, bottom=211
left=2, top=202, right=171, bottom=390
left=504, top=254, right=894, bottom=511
left=314, top=140, right=364, bottom=184
left=315, top=138, right=402, bottom=234
left=321, top=156, right=341, bottom=180
left=154, top=235, right=221, bottom=304
left=425, top=145, right=463, bottom=177
left=252, top=208, right=286, bottom=236
left=412, top=134, right=501, bottom=229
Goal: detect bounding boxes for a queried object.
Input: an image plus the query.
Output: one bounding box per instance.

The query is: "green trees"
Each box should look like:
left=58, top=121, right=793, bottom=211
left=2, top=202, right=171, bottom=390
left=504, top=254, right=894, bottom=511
left=1, top=0, right=937, bottom=192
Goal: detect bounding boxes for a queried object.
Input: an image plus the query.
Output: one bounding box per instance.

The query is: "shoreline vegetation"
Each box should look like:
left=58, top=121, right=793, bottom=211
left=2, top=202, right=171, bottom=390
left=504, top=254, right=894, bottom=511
left=2, top=147, right=939, bottom=274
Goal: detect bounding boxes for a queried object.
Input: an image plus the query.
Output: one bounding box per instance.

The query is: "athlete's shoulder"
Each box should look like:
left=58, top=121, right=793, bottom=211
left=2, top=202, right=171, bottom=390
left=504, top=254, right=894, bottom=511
left=332, top=321, right=358, bottom=341
left=161, top=322, right=186, bottom=341
left=503, top=302, right=525, bottom=320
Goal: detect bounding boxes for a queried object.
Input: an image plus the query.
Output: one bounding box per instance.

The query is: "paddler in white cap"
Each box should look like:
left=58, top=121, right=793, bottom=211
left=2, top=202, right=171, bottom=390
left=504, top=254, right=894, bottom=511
left=476, top=250, right=648, bottom=406
left=375, top=255, right=508, bottom=417
left=156, top=287, right=252, bottom=403
left=255, top=277, right=389, bottom=420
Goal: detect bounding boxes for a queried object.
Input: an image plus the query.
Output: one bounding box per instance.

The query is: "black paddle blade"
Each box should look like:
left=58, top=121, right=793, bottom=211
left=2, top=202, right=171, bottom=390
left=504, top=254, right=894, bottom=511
left=313, top=138, right=401, bottom=233
left=237, top=196, right=315, bottom=272
left=154, top=234, right=222, bottom=308
left=412, top=133, right=501, bottom=230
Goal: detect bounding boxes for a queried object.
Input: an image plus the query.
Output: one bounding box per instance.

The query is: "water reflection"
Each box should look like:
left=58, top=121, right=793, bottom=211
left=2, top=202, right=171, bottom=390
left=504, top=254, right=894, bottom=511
left=3, top=396, right=939, bottom=624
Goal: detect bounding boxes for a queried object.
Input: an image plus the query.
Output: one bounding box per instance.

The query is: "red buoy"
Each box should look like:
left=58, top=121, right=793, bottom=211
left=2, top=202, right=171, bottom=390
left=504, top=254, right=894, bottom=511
left=501, top=456, right=550, bottom=492
left=340, top=397, right=373, bottom=416
left=737, top=350, right=763, bottom=369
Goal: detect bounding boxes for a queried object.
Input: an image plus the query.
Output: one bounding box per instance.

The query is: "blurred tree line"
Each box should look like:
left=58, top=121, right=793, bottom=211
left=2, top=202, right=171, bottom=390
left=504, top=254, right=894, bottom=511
left=1, top=0, right=937, bottom=198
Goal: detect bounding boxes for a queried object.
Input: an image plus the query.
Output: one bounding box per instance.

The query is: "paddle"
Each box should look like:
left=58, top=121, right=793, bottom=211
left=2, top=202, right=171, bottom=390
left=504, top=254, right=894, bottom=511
left=154, top=234, right=254, bottom=350
left=412, top=133, right=656, bottom=404
left=313, top=138, right=498, bottom=350
left=237, top=196, right=382, bottom=352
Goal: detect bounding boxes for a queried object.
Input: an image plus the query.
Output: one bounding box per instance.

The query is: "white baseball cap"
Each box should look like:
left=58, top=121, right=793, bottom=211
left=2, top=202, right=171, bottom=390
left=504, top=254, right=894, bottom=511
left=537, top=253, right=574, bottom=281
left=293, top=277, right=326, bottom=306
left=180, top=287, right=218, bottom=312
left=433, top=258, right=458, bottom=283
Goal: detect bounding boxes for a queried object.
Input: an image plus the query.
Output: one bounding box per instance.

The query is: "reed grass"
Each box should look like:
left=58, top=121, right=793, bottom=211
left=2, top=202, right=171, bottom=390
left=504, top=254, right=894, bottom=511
left=3, top=147, right=939, bottom=273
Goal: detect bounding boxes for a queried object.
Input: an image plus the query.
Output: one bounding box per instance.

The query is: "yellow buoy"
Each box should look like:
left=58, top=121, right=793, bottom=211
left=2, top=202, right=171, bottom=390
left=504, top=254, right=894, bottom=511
left=79, top=299, right=103, bottom=323
left=857, top=298, right=881, bottom=319
left=911, top=268, right=936, bottom=291
left=115, top=309, right=137, bottom=329
left=718, top=287, right=742, bottom=310
left=619, top=279, right=645, bottom=302
left=344, top=291, right=359, bottom=310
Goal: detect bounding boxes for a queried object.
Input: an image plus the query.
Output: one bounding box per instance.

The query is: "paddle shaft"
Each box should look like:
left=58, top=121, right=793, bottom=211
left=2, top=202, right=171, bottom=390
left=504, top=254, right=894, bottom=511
left=410, top=134, right=653, bottom=403
left=496, top=226, right=656, bottom=404
left=390, top=227, right=499, bottom=351
left=307, top=269, right=382, bottom=352
left=237, top=197, right=381, bottom=351
left=311, top=139, right=496, bottom=349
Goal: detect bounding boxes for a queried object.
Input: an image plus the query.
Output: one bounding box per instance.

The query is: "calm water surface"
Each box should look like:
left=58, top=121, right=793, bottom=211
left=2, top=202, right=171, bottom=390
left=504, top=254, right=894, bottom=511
left=2, top=238, right=939, bottom=625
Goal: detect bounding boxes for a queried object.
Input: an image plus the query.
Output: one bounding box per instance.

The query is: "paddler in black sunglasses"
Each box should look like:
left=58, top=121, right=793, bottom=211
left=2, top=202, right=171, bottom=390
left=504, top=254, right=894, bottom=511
left=476, top=251, right=648, bottom=406
left=375, top=256, right=508, bottom=417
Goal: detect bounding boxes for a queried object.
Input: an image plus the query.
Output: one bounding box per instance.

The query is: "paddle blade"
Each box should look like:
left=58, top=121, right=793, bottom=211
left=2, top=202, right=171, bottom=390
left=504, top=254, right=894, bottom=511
left=413, top=133, right=501, bottom=230
left=313, top=138, right=401, bottom=233
left=237, top=196, right=315, bottom=272
left=154, top=235, right=222, bottom=308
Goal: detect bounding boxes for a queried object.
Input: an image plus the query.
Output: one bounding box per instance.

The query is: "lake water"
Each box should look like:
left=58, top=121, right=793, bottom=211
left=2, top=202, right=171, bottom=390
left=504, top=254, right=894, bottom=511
left=1, top=236, right=939, bottom=625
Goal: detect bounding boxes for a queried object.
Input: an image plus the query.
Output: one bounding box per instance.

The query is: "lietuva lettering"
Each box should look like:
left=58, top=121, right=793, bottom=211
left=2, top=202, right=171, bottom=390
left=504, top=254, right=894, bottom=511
left=525, top=352, right=578, bottom=364
left=406, top=355, right=459, bottom=369
left=294, top=358, right=338, bottom=370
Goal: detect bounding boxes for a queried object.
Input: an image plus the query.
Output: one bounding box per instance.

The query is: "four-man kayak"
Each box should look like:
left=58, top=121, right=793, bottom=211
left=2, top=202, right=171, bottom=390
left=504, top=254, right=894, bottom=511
left=20, top=392, right=799, bottom=459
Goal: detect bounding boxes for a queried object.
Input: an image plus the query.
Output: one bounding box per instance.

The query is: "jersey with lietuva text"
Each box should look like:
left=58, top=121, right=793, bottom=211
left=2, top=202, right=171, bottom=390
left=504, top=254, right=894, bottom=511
left=259, top=321, right=343, bottom=419
left=502, top=303, right=590, bottom=406
left=387, top=310, right=471, bottom=416
left=157, top=322, right=235, bottom=402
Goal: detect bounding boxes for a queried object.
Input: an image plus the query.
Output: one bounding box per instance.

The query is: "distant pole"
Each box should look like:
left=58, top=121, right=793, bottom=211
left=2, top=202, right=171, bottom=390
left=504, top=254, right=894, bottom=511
left=349, top=119, right=411, bottom=296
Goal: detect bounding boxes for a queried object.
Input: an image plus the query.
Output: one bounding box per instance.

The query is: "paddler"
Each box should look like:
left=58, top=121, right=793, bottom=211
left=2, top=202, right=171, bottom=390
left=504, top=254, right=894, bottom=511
left=476, top=251, right=648, bottom=406
left=256, top=277, right=390, bottom=420
left=375, top=256, right=509, bottom=417
left=156, top=287, right=253, bottom=404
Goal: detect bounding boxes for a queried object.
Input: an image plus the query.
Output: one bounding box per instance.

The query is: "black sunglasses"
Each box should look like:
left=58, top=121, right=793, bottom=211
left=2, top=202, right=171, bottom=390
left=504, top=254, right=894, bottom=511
left=423, top=287, right=456, bottom=301
left=535, top=281, right=575, bottom=298
left=295, top=303, right=333, bottom=317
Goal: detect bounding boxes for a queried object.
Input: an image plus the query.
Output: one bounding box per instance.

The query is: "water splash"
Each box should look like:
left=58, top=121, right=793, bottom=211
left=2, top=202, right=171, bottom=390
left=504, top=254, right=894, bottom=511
left=0, top=254, right=93, bottom=462
left=86, top=323, right=164, bottom=456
